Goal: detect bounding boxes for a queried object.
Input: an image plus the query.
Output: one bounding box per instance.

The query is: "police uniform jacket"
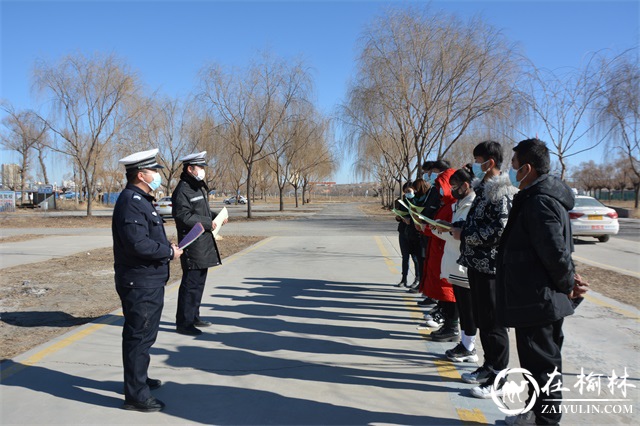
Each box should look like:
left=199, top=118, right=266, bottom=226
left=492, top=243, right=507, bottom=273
left=496, top=174, right=576, bottom=328
left=172, top=171, right=222, bottom=270
left=112, top=184, right=173, bottom=288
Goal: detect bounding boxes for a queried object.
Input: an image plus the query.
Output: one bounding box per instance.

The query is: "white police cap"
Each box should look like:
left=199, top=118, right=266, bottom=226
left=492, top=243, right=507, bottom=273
left=119, top=148, right=164, bottom=170
left=179, top=151, right=207, bottom=166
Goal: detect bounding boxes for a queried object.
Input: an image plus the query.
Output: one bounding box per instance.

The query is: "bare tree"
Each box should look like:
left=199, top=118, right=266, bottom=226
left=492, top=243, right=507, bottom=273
left=199, top=51, right=312, bottom=218
left=519, top=52, right=614, bottom=180
left=342, top=6, right=520, bottom=185
left=0, top=101, right=48, bottom=204
left=595, top=50, right=639, bottom=207
left=34, top=52, right=143, bottom=215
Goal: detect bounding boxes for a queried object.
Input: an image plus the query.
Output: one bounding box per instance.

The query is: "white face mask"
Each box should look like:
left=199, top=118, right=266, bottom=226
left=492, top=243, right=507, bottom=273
left=193, top=167, right=205, bottom=181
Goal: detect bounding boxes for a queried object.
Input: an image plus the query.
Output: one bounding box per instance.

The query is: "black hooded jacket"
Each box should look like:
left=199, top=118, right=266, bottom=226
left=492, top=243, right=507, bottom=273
left=172, top=171, right=221, bottom=270
left=496, top=174, right=576, bottom=328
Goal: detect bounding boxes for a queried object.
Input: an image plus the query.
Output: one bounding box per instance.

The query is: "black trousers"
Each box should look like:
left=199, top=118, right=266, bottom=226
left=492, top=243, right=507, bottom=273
left=452, top=285, right=476, bottom=336
left=467, top=268, right=509, bottom=371
left=116, top=285, right=164, bottom=403
left=176, top=268, right=208, bottom=327
left=398, top=232, right=418, bottom=281
left=516, top=319, right=565, bottom=425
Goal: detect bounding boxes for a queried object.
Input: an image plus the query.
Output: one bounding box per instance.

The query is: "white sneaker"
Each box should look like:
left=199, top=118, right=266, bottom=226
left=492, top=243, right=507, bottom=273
left=470, top=382, right=504, bottom=399
left=505, top=411, right=535, bottom=425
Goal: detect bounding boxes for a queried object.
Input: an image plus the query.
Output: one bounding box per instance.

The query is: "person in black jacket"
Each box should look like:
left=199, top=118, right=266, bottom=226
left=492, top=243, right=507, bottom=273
left=172, top=151, right=227, bottom=336
left=497, top=139, right=585, bottom=426
left=394, top=181, right=419, bottom=287
left=112, top=148, right=183, bottom=412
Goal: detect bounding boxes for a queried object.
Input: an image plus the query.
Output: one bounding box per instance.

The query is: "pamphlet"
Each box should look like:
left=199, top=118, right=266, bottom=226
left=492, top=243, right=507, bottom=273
left=178, top=222, right=205, bottom=249
left=212, top=206, right=228, bottom=237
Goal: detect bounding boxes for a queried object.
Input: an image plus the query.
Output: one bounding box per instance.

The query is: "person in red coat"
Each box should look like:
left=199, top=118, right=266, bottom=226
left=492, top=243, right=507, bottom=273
left=417, top=165, right=459, bottom=341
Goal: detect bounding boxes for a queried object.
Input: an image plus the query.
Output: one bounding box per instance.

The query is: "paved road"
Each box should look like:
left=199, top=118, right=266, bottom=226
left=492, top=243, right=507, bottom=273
left=1, top=203, right=638, bottom=425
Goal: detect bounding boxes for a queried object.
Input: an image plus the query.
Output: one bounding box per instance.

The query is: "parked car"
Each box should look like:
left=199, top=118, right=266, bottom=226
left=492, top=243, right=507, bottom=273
left=153, top=196, right=173, bottom=217
left=569, top=196, right=619, bottom=242
left=224, top=195, right=247, bottom=205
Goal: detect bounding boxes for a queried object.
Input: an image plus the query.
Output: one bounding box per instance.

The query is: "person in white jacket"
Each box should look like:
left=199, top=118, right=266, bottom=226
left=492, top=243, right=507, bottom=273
left=430, top=165, right=478, bottom=362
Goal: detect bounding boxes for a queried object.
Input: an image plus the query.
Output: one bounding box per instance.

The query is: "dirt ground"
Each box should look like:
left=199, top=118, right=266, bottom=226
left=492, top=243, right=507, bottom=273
left=0, top=235, right=264, bottom=361
left=360, top=202, right=640, bottom=309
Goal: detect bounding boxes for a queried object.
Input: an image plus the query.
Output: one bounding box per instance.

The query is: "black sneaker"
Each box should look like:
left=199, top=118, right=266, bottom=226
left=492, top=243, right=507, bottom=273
left=429, top=327, right=460, bottom=342
left=445, top=343, right=479, bottom=362
left=395, top=280, right=407, bottom=287
left=461, top=365, right=493, bottom=384
left=417, top=297, right=437, bottom=306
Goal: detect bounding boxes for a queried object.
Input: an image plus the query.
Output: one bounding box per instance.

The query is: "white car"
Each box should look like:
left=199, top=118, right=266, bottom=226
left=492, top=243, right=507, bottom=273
left=153, top=196, right=173, bottom=217
left=569, top=196, right=619, bottom=242
left=224, top=195, right=247, bottom=205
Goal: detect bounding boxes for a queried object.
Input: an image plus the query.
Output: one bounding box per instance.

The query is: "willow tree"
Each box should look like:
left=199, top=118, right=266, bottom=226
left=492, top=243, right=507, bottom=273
left=199, top=52, right=311, bottom=218
left=34, top=52, right=143, bottom=215
left=519, top=52, right=611, bottom=180
left=342, top=6, right=520, bottom=184
left=595, top=50, right=639, bottom=207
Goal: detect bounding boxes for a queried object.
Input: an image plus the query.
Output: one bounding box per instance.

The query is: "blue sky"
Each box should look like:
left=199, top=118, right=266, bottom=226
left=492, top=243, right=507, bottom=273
left=1, top=0, right=639, bottom=185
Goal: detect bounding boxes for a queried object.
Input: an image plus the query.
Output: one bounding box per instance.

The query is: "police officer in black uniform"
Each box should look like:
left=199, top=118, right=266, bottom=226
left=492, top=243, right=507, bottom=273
left=112, top=148, right=183, bottom=412
left=172, top=151, right=226, bottom=336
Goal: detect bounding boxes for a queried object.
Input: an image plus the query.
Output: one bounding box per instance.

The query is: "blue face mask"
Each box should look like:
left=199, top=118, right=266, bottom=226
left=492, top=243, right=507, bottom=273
left=472, top=160, right=490, bottom=181
left=439, top=187, right=444, bottom=197
left=144, top=171, right=162, bottom=191
left=423, top=172, right=437, bottom=185
left=509, top=165, right=529, bottom=188
left=405, top=191, right=415, bottom=199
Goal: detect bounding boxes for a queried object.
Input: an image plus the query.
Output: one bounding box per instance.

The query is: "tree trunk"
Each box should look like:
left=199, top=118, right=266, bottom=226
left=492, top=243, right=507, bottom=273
left=278, top=183, right=285, bottom=211
left=294, top=187, right=299, bottom=208
left=20, top=156, right=28, bottom=206
left=245, top=164, right=253, bottom=219
left=38, top=151, right=49, bottom=184
left=85, top=170, right=93, bottom=217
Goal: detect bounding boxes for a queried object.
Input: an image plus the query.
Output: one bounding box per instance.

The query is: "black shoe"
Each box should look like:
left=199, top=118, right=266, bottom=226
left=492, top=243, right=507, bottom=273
left=417, top=297, right=437, bottom=306
left=123, top=397, right=165, bottom=412
left=176, top=325, right=202, bottom=336
left=411, top=277, right=420, bottom=287
left=194, top=319, right=212, bottom=327
left=146, top=378, right=162, bottom=390
left=407, top=287, right=420, bottom=294
left=395, top=280, right=407, bottom=287
left=429, top=326, right=460, bottom=342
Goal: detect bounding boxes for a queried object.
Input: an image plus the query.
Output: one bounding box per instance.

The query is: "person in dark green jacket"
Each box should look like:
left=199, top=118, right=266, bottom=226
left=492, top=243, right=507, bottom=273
left=172, top=151, right=226, bottom=336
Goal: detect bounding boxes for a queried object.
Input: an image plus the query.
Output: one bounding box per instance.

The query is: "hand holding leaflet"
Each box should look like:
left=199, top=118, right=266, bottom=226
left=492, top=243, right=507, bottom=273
left=178, top=222, right=205, bottom=249
left=212, top=207, right=229, bottom=237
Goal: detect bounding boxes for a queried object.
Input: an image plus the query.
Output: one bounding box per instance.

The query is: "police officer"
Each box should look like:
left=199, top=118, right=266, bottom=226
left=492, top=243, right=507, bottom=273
left=112, top=148, right=183, bottom=412
left=172, top=151, right=226, bottom=336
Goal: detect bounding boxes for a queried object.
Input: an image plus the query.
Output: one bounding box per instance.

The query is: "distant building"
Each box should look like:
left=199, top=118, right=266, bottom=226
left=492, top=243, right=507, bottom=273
left=1, top=164, right=21, bottom=190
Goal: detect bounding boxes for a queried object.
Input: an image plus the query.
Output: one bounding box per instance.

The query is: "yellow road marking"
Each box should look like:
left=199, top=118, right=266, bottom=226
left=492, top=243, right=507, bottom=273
left=583, top=293, right=640, bottom=321
left=1, top=314, right=122, bottom=381
left=457, top=408, right=488, bottom=424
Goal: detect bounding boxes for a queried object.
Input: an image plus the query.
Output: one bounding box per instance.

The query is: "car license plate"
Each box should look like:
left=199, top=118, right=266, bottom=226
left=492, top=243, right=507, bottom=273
left=588, top=215, right=603, bottom=220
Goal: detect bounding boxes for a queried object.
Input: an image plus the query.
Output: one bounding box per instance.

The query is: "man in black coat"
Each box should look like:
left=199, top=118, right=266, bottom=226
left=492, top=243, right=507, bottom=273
left=113, top=148, right=183, bottom=412
left=172, top=151, right=226, bottom=336
left=497, top=139, right=584, bottom=426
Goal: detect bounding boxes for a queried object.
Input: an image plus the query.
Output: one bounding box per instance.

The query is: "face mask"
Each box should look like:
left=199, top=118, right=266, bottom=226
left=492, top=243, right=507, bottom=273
left=193, top=168, right=205, bottom=181
left=439, top=187, right=444, bottom=197
left=472, top=160, right=490, bottom=181
left=422, top=173, right=429, bottom=181
left=451, top=184, right=466, bottom=200
left=509, top=165, right=529, bottom=188
left=405, top=191, right=415, bottom=199
left=143, top=171, right=162, bottom=191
